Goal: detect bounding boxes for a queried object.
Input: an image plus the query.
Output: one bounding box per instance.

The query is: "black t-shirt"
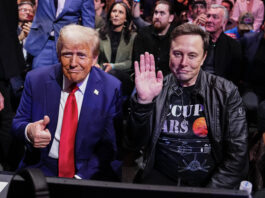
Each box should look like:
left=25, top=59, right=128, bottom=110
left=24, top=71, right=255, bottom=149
left=155, top=86, right=215, bottom=186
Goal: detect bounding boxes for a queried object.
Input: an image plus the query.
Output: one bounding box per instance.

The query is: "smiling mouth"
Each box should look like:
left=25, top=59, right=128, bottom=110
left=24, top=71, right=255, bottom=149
left=67, top=69, right=83, bottom=73
left=177, top=70, right=189, bottom=74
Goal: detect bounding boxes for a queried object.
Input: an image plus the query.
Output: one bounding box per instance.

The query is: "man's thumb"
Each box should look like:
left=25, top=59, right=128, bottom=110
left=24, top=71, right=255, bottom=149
left=42, top=115, right=50, bottom=127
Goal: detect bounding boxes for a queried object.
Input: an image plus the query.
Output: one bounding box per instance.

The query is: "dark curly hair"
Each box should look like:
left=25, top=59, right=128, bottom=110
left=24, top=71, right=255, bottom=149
left=99, top=1, right=132, bottom=44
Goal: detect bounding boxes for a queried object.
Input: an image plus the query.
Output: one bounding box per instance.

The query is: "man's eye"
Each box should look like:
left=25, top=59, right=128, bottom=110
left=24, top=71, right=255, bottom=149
left=173, top=52, right=181, bottom=57
left=78, top=54, right=86, bottom=59
left=63, top=53, right=72, bottom=58
left=189, top=54, right=197, bottom=59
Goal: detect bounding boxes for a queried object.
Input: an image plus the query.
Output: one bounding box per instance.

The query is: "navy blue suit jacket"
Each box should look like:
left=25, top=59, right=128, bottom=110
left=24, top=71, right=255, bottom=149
left=25, top=0, right=95, bottom=57
left=12, top=65, right=123, bottom=180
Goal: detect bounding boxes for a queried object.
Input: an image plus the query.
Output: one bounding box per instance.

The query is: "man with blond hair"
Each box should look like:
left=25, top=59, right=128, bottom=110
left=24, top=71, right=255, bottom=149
left=12, top=24, right=122, bottom=180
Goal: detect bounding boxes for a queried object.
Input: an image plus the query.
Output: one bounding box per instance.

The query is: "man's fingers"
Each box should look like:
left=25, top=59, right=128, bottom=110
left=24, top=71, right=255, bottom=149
left=157, top=71, right=164, bottom=84
left=150, top=54, right=155, bottom=72
left=134, top=61, right=140, bottom=77
left=145, top=52, right=151, bottom=71
left=42, top=115, right=50, bottom=127
left=139, top=54, right=145, bottom=73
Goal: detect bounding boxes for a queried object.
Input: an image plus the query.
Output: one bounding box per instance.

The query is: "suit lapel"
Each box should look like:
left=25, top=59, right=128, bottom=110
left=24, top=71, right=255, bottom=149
left=45, top=64, right=63, bottom=140
left=75, top=68, right=103, bottom=147
left=56, top=0, right=71, bottom=19
left=48, top=0, right=57, bottom=18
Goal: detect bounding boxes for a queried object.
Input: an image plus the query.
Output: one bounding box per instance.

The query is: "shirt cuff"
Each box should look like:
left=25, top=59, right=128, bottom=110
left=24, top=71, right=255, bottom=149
left=74, top=175, right=82, bottom=179
left=110, top=63, right=114, bottom=69
left=24, top=123, right=32, bottom=143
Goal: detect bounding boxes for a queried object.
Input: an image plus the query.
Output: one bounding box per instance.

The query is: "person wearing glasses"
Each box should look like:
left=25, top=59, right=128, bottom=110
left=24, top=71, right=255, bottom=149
left=18, top=1, right=34, bottom=42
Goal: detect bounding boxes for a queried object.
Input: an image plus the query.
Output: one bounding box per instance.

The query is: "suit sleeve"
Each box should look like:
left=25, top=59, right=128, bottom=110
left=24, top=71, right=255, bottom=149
left=12, top=74, right=33, bottom=143
left=207, top=86, right=249, bottom=188
left=81, top=0, right=95, bottom=28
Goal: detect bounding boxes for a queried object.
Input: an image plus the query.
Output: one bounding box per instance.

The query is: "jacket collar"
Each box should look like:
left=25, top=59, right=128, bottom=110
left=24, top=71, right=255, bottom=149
left=166, top=69, right=205, bottom=97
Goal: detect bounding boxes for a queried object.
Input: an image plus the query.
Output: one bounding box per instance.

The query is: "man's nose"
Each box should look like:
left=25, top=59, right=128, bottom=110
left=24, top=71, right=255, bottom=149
left=181, top=55, right=189, bottom=66
left=70, top=55, right=78, bottom=66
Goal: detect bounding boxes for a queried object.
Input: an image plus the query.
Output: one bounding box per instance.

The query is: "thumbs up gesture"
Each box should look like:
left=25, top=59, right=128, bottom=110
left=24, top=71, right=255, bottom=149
left=27, top=115, right=52, bottom=148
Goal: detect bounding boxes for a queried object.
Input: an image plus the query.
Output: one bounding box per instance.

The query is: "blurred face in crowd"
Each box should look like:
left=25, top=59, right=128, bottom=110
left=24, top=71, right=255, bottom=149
left=18, top=3, right=34, bottom=22
left=110, top=3, right=127, bottom=30
left=60, top=37, right=97, bottom=83
left=152, top=3, right=174, bottom=34
left=192, top=3, right=206, bottom=19
left=169, top=35, right=206, bottom=87
left=221, top=1, right=232, bottom=15
left=206, top=8, right=225, bottom=34
left=94, top=0, right=104, bottom=11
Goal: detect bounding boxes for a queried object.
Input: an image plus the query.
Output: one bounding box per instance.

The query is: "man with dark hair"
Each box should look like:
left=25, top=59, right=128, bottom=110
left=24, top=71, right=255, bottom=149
left=126, top=23, right=248, bottom=188
left=94, top=0, right=106, bottom=29
left=188, top=0, right=208, bottom=27
left=132, top=0, right=175, bottom=76
left=221, top=0, right=236, bottom=30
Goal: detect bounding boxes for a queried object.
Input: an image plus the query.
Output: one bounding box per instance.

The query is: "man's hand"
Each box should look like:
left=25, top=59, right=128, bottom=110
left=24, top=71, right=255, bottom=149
left=0, top=92, right=4, bottom=111
left=134, top=52, right=163, bottom=104
left=18, top=22, right=32, bottom=41
left=27, top=115, right=52, bottom=148
left=194, top=13, right=207, bottom=27
left=22, top=22, right=32, bottom=37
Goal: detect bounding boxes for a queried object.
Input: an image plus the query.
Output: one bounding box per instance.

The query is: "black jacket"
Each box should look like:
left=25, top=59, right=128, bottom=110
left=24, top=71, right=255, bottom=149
left=0, top=0, right=25, bottom=80
left=126, top=70, right=248, bottom=189
left=202, top=32, right=243, bottom=86
left=132, top=24, right=176, bottom=76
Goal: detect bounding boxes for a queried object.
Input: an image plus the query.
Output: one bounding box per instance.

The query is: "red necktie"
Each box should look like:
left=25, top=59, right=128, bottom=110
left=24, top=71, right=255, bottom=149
left=58, top=84, right=79, bottom=178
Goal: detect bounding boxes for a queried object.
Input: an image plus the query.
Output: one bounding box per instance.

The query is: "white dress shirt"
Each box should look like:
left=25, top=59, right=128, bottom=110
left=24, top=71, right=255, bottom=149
left=56, top=0, right=66, bottom=17
left=48, top=74, right=89, bottom=158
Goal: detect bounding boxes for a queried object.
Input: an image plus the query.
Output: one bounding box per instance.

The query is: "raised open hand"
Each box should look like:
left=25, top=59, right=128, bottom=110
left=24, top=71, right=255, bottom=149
left=134, top=52, right=163, bottom=104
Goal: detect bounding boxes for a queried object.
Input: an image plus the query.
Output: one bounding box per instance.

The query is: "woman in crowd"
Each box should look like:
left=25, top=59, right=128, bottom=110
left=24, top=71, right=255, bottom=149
left=98, top=1, right=136, bottom=73
left=98, top=1, right=136, bottom=97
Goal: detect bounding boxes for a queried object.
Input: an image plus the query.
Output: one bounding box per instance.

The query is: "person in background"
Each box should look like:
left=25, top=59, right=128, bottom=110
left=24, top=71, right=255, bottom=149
left=231, top=0, right=264, bottom=32
left=240, top=21, right=265, bottom=126
left=225, top=12, right=254, bottom=40
left=188, top=0, right=208, bottom=27
left=95, top=0, right=107, bottom=29
left=221, top=0, right=236, bottom=30
left=9, top=1, right=35, bottom=111
left=132, top=0, right=175, bottom=76
left=202, top=4, right=243, bottom=86
left=0, top=0, right=26, bottom=171
left=98, top=1, right=136, bottom=125
left=12, top=24, right=123, bottom=180
left=126, top=23, right=248, bottom=188
left=98, top=1, right=136, bottom=74
left=17, top=1, right=34, bottom=42
left=25, top=0, right=95, bottom=69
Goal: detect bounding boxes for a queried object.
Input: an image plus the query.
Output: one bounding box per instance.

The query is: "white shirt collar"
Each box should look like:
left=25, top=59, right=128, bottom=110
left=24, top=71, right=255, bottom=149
left=62, top=73, right=90, bottom=95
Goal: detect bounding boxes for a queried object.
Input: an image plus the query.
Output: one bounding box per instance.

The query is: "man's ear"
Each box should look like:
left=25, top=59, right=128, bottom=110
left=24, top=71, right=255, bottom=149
left=92, top=55, right=99, bottom=66
left=200, top=51, right=207, bottom=66
left=169, top=14, right=175, bottom=23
